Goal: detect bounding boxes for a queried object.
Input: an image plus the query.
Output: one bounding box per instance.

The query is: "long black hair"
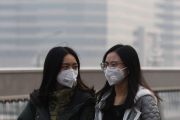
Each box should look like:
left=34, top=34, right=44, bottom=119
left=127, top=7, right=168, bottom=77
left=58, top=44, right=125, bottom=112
left=96, top=44, right=161, bottom=112
left=36, top=46, right=95, bottom=106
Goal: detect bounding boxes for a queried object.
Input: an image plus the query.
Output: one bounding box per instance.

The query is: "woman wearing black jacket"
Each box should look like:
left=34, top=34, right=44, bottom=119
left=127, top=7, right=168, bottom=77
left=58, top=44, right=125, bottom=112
left=18, top=46, right=95, bottom=120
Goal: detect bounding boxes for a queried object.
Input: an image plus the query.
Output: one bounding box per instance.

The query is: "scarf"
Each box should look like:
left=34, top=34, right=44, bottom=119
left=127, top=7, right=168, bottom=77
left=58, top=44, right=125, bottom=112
left=49, top=83, right=77, bottom=120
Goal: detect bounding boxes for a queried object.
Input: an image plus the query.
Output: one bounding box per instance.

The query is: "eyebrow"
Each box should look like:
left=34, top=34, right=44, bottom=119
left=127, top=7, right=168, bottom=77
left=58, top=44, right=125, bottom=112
left=104, top=61, right=118, bottom=63
left=62, top=63, right=78, bottom=65
left=111, top=61, right=118, bottom=63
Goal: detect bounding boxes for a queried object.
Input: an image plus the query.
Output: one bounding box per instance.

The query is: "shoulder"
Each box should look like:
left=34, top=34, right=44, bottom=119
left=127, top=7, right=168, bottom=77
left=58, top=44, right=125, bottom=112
left=75, top=86, right=92, bottom=99
left=136, top=95, right=157, bottom=108
left=29, top=90, right=42, bottom=106
left=134, top=85, right=160, bottom=118
left=30, top=89, right=39, bottom=98
left=73, top=87, right=95, bottom=105
left=135, top=95, right=161, bottom=120
left=135, top=85, right=157, bottom=104
left=17, top=100, right=36, bottom=120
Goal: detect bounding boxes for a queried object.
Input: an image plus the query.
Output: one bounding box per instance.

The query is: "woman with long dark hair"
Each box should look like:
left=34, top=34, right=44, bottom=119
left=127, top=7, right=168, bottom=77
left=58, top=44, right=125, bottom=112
left=95, top=44, right=161, bottom=120
left=18, top=46, right=95, bottom=120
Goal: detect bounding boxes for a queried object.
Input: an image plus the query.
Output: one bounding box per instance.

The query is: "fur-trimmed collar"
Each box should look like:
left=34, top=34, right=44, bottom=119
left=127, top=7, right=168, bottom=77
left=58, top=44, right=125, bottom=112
left=134, top=85, right=157, bottom=104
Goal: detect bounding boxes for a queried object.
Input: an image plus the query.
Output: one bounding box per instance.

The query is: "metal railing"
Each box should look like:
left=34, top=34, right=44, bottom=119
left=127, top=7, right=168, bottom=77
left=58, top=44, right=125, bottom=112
left=0, top=95, right=29, bottom=120
left=158, top=90, right=180, bottom=120
left=0, top=90, right=180, bottom=120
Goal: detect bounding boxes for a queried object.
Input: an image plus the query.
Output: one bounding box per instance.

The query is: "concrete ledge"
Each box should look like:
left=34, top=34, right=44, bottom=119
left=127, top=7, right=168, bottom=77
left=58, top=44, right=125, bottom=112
left=0, top=67, right=180, bottom=96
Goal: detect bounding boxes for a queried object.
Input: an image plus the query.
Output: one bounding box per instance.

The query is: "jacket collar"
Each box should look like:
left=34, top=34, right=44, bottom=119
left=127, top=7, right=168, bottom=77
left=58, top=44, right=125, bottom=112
left=123, top=107, right=141, bottom=120
left=57, top=87, right=94, bottom=120
left=95, top=87, right=112, bottom=110
left=96, top=85, right=156, bottom=120
left=134, top=85, right=157, bottom=104
left=31, top=87, right=94, bottom=120
left=97, top=85, right=157, bottom=105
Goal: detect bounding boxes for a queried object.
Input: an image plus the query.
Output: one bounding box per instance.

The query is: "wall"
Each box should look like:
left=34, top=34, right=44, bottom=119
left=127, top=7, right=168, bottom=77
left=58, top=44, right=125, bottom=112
left=0, top=68, right=180, bottom=96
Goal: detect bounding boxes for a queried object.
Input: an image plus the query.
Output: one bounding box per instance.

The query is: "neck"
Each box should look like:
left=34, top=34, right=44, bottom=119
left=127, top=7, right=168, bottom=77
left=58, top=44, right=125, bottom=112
left=56, top=81, right=64, bottom=91
left=114, top=78, right=128, bottom=97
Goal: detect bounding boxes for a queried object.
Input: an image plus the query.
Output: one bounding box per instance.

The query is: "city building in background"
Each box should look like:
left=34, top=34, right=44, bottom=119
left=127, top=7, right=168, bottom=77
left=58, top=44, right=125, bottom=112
left=0, top=0, right=180, bottom=68
left=0, top=0, right=107, bottom=68
left=107, top=0, right=180, bottom=67
left=155, top=0, right=180, bottom=67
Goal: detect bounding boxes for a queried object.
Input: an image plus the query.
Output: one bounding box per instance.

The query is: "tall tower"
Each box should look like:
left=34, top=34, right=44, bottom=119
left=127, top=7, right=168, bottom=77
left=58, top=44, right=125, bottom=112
left=155, top=0, right=180, bottom=66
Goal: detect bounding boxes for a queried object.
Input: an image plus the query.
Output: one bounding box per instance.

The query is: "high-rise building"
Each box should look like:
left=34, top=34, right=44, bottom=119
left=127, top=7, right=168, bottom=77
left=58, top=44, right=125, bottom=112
left=1, top=0, right=180, bottom=68
left=155, top=0, right=180, bottom=67
left=107, top=0, right=180, bottom=67
left=0, top=0, right=107, bottom=68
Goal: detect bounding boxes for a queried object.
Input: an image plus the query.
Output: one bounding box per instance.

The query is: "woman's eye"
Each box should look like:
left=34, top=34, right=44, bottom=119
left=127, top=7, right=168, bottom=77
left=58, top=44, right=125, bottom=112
left=73, top=66, right=78, bottom=69
left=62, top=66, right=68, bottom=69
left=112, top=64, right=116, bottom=66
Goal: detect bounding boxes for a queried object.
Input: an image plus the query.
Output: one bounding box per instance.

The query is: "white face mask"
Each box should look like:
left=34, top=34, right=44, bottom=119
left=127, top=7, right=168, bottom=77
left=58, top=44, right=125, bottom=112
left=57, top=69, right=78, bottom=88
left=105, top=67, right=128, bottom=86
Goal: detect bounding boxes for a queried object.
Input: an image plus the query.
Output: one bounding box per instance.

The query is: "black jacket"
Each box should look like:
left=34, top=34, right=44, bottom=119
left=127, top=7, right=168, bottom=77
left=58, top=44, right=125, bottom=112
left=18, top=87, right=95, bottom=120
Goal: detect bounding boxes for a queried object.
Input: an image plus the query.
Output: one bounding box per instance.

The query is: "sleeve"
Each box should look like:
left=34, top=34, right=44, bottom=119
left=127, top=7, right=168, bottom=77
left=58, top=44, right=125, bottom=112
left=80, top=101, right=95, bottom=120
left=140, top=95, right=161, bottom=120
left=17, top=101, right=36, bottom=120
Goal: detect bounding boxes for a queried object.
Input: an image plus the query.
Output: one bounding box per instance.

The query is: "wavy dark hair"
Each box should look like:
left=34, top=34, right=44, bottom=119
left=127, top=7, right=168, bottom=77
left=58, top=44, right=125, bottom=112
left=96, top=44, right=161, bottom=112
left=36, top=46, right=95, bottom=106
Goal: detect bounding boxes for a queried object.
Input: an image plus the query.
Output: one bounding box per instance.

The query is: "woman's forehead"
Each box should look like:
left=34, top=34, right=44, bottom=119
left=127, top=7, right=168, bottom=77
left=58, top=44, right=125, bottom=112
left=106, top=52, right=122, bottom=62
left=63, top=54, right=77, bottom=63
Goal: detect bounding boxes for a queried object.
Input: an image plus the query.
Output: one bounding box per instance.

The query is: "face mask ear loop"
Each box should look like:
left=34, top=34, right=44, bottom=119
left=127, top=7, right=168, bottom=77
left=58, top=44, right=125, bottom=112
left=124, top=72, right=129, bottom=78
left=121, top=67, right=129, bottom=77
left=121, top=67, right=127, bottom=70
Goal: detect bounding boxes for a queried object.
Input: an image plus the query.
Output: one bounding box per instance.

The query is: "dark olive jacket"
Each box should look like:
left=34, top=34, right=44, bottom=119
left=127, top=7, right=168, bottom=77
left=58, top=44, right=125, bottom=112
left=18, top=87, right=95, bottom=120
